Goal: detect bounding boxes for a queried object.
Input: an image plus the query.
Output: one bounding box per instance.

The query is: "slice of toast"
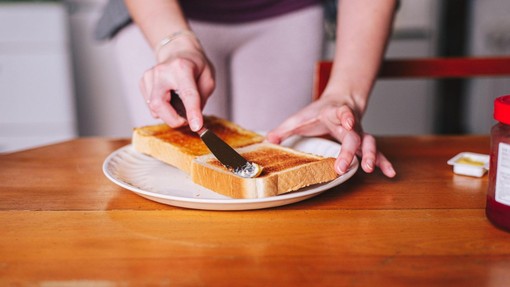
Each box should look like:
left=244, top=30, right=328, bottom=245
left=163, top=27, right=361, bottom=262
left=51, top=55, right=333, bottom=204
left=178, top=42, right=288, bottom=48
left=132, top=116, right=265, bottom=174
left=192, top=142, right=338, bottom=199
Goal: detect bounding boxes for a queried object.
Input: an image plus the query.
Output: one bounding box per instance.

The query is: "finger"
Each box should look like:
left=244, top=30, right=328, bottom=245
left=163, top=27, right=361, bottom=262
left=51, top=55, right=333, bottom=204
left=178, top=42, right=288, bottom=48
left=267, top=114, right=328, bottom=145
left=174, top=88, right=202, bottom=131
left=337, top=106, right=355, bottom=131
left=321, top=106, right=352, bottom=141
left=268, top=101, right=337, bottom=144
left=266, top=117, right=300, bottom=144
left=265, top=129, right=284, bottom=145
left=320, top=107, right=358, bottom=174
left=360, top=134, right=377, bottom=173
left=334, top=130, right=360, bottom=174
left=140, top=70, right=159, bottom=119
left=268, top=117, right=320, bottom=143
left=149, top=65, right=186, bottom=127
left=323, top=105, right=355, bottom=130
left=197, top=65, right=215, bottom=108
left=153, top=91, right=186, bottom=127
left=177, top=88, right=203, bottom=131
left=150, top=91, right=185, bottom=127
left=376, top=152, right=397, bottom=178
left=174, top=67, right=203, bottom=131
left=139, top=72, right=150, bottom=103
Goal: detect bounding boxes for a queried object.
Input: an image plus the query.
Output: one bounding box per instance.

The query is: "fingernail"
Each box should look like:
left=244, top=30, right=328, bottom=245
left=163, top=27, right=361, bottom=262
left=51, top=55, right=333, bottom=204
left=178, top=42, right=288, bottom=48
left=387, top=167, right=396, bottom=178
left=365, top=159, right=374, bottom=171
left=336, top=159, right=348, bottom=174
left=346, top=118, right=354, bottom=130
left=189, top=118, right=201, bottom=131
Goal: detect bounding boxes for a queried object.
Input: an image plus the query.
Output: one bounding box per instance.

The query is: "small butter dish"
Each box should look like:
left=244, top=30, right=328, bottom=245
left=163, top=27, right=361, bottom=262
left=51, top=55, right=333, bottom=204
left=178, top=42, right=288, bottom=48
left=447, top=152, right=490, bottom=177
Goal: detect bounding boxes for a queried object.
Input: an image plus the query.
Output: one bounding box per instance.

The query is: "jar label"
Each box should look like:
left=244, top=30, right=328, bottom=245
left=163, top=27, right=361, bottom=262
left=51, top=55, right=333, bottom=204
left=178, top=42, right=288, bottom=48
left=496, top=142, right=510, bottom=206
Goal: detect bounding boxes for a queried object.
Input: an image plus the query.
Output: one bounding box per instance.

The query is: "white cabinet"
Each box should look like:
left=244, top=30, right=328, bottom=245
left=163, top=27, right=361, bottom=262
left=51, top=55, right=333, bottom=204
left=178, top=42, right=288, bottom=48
left=0, top=2, right=77, bottom=153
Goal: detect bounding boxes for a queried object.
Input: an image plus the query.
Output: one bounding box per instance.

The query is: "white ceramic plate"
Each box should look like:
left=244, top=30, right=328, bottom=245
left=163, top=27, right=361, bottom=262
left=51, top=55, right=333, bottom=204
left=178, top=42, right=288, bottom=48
left=103, top=136, right=358, bottom=211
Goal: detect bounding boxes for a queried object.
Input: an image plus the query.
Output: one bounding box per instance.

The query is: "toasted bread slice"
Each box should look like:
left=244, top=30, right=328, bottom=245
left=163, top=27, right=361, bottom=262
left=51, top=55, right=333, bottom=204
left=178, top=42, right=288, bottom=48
left=132, top=116, right=265, bottom=174
left=192, top=142, right=338, bottom=199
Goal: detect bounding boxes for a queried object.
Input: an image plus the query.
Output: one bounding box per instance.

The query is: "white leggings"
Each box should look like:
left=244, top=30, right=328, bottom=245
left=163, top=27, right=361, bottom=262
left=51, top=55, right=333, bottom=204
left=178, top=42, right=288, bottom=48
left=113, top=5, right=324, bottom=131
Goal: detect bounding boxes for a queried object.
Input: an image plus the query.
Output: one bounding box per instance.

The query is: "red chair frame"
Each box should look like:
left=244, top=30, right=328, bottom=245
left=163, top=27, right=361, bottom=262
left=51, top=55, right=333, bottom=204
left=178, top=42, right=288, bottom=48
left=313, top=57, right=510, bottom=100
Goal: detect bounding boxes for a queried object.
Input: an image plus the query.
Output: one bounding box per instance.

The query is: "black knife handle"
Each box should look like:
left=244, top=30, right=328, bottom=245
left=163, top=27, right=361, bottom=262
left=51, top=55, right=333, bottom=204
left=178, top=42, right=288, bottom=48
left=170, top=90, right=187, bottom=118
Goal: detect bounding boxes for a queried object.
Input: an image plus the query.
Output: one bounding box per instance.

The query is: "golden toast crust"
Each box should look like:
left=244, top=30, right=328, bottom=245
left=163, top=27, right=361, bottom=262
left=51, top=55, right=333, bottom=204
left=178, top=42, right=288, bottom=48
left=132, top=116, right=338, bottom=198
left=192, top=143, right=338, bottom=199
left=132, top=116, right=264, bottom=174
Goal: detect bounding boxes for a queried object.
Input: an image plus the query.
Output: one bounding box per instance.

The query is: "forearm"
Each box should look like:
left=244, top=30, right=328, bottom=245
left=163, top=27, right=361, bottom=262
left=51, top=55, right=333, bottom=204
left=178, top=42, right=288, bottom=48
left=326, top=0, right=397, bottom=113
left=124, top=0, right=193, bottom=55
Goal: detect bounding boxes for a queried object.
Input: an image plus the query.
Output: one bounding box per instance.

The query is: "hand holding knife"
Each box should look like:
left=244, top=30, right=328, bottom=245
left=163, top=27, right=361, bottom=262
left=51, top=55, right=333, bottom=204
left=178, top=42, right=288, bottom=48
left=170, top=90, right=263, bottom=178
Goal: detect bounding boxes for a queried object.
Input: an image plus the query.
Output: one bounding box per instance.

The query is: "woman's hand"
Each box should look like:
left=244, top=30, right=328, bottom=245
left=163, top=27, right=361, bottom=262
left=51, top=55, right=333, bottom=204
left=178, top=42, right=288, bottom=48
left=267, top=96, right=396, bottom=178
left=139, top=33, right=215, bottom=132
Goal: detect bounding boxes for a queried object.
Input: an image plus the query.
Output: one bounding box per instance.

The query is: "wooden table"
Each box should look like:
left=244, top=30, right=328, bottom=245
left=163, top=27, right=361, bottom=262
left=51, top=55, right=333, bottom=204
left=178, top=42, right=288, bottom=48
left=1, top=136, right=509, bottom=286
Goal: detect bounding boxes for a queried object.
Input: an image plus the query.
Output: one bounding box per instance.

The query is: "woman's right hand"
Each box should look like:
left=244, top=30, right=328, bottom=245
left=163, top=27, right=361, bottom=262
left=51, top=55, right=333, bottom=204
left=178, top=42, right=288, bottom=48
left=139, top=32, right=215, bottom=132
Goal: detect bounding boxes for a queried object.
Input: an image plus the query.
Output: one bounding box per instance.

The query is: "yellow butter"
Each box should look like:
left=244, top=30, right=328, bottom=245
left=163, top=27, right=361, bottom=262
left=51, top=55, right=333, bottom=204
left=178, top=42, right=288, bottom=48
left=456, top=157, right=485, bottom=167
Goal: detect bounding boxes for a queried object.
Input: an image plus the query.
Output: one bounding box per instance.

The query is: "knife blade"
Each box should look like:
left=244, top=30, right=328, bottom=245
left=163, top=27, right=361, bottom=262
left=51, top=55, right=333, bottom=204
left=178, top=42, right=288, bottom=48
left=169, top=91, right=262, bottom=178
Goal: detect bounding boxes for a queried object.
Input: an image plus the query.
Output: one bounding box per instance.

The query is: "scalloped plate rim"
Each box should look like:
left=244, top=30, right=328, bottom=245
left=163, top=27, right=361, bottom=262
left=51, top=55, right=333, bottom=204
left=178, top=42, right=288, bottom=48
left=102, top=136, right=358, bottom=210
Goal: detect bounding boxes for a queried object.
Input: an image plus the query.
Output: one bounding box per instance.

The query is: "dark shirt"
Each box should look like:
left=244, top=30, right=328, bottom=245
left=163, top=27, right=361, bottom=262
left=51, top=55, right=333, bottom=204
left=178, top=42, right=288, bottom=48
left=180, top=0, right=321, bottom=23
left=95, top=0, right=322, bottom=40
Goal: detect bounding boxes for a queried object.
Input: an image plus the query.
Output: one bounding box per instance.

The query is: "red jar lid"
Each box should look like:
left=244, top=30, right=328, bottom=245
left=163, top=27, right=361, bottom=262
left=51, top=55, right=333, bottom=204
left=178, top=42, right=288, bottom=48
left=494, top=95, right=510, bottom=125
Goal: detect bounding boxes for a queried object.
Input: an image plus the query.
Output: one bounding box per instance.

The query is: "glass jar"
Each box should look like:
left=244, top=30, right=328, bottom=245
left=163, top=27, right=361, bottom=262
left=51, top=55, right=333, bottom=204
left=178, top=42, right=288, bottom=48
left=486, top=95, right=510, bottom=231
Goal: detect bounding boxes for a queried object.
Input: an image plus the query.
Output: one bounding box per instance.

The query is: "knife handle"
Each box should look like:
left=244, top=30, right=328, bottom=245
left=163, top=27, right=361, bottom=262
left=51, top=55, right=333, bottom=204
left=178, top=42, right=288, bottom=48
left=170, top=90, right=207, bottom=134
left=170, top=90, right=187, bottom=118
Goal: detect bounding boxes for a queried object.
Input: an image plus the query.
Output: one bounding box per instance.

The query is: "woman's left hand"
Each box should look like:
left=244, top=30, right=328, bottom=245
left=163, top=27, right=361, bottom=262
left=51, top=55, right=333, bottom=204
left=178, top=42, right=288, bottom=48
left=266, top=96, right=396, bottom=178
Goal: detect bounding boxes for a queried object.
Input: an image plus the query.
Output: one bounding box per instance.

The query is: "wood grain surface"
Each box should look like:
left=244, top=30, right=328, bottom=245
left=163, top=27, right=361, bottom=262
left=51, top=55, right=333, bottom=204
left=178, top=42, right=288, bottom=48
left=1, top=136, right=509, bottom=286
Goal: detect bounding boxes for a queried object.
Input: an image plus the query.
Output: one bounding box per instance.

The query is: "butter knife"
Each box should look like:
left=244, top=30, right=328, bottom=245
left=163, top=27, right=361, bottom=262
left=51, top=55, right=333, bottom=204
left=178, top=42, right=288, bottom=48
left=170, top=91, right=262, bottom=178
